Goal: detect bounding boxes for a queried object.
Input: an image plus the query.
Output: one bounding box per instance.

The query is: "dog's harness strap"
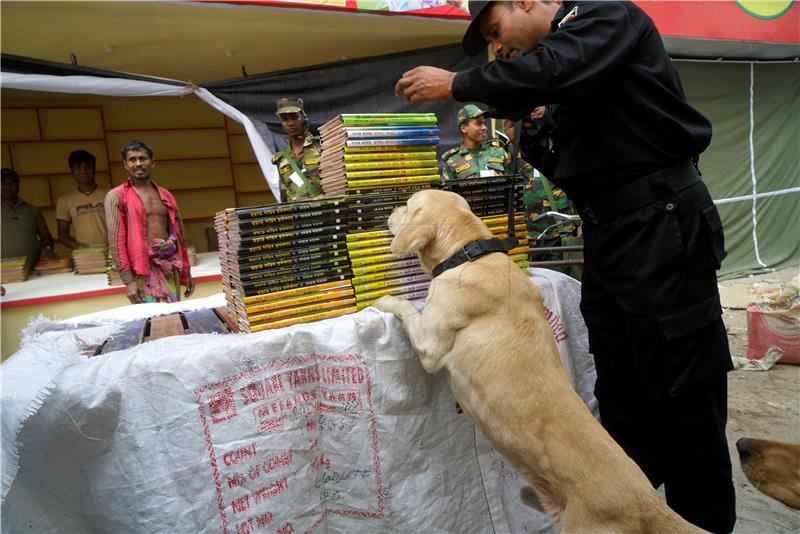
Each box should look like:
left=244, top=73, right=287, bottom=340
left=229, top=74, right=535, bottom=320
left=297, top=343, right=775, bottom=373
left=504, top=119, right=522, bottom=251
left=433, top=120, right=524, bottom=279
left=432, top=236, right=516, bottom=278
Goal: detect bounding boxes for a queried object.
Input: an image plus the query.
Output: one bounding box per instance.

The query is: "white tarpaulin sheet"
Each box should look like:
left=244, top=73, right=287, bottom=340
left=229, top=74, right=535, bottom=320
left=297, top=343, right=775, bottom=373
left=1, top=269, right=595, bottom=534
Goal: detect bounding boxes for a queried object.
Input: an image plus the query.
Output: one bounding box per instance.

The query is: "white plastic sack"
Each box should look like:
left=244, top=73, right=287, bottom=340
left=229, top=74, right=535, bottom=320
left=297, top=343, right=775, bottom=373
left=1, top=269, right=595, bottom=534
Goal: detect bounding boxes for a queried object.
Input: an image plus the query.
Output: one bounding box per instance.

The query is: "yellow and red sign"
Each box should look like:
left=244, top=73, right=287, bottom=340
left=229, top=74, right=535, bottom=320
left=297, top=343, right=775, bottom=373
left=210, top=0, right=799, bottom=44
left=635, top=0, right=798, bottom=43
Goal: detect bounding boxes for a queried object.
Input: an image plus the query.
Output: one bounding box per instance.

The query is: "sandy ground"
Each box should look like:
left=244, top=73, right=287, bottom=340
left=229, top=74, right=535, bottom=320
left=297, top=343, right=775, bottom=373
left=719, top=267, right=800, bottom=533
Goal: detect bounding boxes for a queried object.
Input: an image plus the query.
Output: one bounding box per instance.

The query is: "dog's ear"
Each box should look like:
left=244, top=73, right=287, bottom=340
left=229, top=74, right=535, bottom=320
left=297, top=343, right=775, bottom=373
left=390, top=205, right=436, bottom=256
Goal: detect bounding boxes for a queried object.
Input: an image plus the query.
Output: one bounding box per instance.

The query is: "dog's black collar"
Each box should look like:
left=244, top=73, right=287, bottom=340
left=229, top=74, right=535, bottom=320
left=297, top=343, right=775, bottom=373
left=432, top=236, right=518, bottom=278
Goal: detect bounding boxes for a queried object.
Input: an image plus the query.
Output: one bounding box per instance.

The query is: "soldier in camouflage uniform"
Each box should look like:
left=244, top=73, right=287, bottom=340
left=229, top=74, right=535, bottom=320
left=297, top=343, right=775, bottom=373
left=271, top=98, right=322, bottom=203
left=440, top=104, right=511, bottom=181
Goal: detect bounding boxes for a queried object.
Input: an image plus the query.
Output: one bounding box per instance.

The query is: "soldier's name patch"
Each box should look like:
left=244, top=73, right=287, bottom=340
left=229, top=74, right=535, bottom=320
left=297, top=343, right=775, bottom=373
left=455, top=163, right=471, bottom=173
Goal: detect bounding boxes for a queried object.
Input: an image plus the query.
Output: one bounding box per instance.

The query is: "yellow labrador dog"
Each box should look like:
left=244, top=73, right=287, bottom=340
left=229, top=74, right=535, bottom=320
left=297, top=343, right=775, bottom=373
left=373, top=190, right=705, bottom=533
left=737, top=437, right=800, bottom=509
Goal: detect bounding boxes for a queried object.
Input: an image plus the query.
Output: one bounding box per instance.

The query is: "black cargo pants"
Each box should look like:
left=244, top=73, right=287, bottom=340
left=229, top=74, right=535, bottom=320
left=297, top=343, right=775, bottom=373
left=578, top=167, right=736, bottom=534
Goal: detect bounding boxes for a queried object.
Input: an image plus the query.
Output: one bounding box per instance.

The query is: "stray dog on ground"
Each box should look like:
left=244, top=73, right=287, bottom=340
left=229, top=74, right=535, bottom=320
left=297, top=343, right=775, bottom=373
left=737, top=437, right=800, bottom=510
left=373, top=190, right=706, bottom=533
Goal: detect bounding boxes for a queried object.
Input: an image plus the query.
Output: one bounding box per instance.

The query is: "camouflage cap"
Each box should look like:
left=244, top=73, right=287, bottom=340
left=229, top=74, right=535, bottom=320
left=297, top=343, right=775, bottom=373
left=457, top=104, right=488, bottom=125
left=276, top=98, right=304, bottom=115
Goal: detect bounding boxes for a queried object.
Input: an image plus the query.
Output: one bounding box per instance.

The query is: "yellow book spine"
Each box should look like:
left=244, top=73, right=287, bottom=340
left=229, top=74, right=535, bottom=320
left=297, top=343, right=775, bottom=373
left=244, top=288, right=355, bottom=314
left=248, top=297, right=357, bottom=323
left=346, top=175, right=439, bottom=188
left=347, top=245, right=392, bottom=259
left=248, top=306, right=357, bottom=332
left=345, top=237, right=393, bottom=250
left=346, top=230, right=392, bottom=242
left=241, top=280, right=352, bottom=305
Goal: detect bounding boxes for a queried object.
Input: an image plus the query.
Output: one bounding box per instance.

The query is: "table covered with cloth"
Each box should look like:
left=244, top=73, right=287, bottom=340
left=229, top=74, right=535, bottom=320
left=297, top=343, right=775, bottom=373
left=1, top=268, right=595, bottom=534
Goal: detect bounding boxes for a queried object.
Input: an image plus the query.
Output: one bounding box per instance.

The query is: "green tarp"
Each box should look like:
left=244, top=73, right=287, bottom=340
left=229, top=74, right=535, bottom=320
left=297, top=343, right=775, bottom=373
left=677, top=61, right=800, bottom=278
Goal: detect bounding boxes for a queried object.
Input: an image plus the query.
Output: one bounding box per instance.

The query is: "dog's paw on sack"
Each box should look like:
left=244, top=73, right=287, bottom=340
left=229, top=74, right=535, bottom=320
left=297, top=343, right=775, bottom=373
left=373, top=295, right=402, bottom=314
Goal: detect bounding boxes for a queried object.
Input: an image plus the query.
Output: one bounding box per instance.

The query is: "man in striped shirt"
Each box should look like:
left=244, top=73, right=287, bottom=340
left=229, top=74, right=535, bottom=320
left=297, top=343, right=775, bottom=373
left=105, top=140, right=194, bottom=304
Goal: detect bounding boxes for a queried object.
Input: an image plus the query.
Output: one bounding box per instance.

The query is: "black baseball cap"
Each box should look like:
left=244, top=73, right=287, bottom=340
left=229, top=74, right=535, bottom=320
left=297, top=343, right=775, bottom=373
left=461, top=1, right=493, bottom=56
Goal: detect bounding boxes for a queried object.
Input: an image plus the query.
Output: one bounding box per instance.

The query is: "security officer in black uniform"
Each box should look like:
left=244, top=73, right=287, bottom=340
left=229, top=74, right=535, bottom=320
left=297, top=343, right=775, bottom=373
left=394, top=2, right=735, bottom=532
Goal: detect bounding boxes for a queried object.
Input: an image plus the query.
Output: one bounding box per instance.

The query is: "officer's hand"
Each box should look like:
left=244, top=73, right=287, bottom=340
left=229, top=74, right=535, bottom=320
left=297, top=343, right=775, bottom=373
left=504, top=112, right=538, bottom=139
left=530, top=106, right=547, bottom=120
left=184, top=276, right=195, bottom=298
left=395, top=66, right=455, bottom=103
left=504, top=119, right=516, bottom=140
left=126, top=281, right=144, bottom=304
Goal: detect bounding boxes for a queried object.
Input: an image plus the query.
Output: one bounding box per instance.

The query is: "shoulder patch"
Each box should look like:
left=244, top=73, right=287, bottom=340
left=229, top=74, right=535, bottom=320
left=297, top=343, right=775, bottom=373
left=558, top=5, right=578, bottom=28
left=441, top=147, right=459, bottom=161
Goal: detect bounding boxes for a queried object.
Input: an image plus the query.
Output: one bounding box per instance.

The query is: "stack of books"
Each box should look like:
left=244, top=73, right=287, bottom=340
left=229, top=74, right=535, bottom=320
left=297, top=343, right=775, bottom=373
left=0, top=257, right=29, bottom=283
left=34, top=257, right=73, bottom=275
left=345, top=187, right=422, bottom=234
left=347, top=228, right=430, bottom=311
left=216, top=199, right=356, bottom=333
left=441, top=175, right=524, bottom=218
left=317, top=113, right=441, bottom=309
left=319, top=114, right=440, bottom=196
left=72, top=245, right=109, bottom=275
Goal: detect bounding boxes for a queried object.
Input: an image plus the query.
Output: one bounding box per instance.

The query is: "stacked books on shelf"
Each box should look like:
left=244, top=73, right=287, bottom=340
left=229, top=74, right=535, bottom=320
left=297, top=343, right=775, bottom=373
left=34, top=256, right=73, bottom=275
left=442, top=175, right=530, bottom=271
left=72, top=245, right=109, bottom=275
left=0, top=257, right=30, bottom=283
left=216, top=198, right=356, bottom=333
left=319, top=113, right=440, bottom=197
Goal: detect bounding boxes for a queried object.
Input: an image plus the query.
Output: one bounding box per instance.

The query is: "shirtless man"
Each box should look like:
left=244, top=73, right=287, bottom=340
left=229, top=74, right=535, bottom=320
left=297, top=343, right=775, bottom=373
left=105, top=140, right=193, bottom=304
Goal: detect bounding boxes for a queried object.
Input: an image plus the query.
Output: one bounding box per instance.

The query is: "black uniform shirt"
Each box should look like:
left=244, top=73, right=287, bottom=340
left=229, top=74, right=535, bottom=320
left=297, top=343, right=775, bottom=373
left=452, top=0, right=712, bottom=200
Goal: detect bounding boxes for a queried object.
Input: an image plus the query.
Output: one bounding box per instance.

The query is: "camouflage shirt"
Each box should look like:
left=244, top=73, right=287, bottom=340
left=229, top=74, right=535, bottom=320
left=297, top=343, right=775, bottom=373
left=271, top=132, right=322, bottom=202
left=518, top=158, right=576, bottom=242
left=440, top=139, right=511, bottom=181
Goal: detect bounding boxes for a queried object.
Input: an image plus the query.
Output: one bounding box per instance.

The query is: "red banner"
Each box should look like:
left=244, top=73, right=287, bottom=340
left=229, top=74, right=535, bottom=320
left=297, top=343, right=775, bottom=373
left=635, top=1, right=798, bottom=44
left=205, top=0, right=799, bottom=43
